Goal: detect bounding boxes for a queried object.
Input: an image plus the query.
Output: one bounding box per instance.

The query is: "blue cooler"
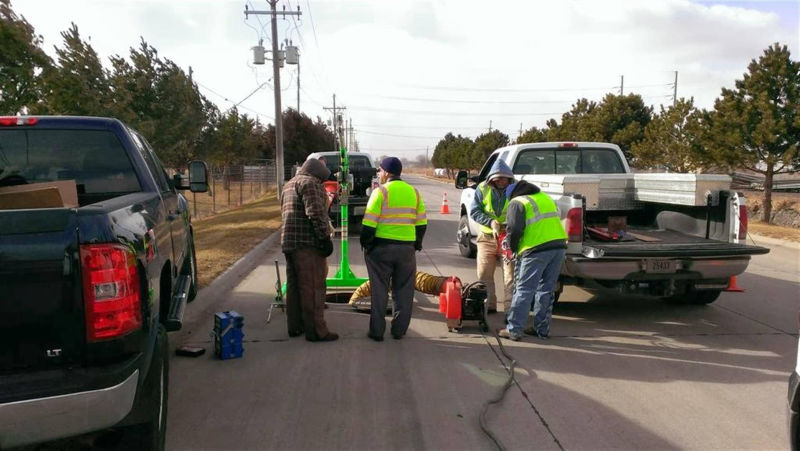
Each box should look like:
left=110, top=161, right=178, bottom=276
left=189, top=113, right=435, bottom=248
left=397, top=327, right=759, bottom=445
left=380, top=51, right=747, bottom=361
left=213, top=311, right=244, bottom=359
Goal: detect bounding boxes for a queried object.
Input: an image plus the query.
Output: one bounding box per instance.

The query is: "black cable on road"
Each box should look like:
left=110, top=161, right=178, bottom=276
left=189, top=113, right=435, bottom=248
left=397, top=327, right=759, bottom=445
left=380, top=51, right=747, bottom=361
left=482, top=330, right=565, bottom=451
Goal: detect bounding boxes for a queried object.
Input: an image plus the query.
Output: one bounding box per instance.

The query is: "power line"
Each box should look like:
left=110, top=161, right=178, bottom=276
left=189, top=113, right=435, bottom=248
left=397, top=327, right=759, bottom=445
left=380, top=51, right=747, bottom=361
left=305, top=0, right=321, bottom=50
left=348, top=105, right=564, bottom=117
left=398, top=82, right=673, bottom=93
left=356, top=129, right=441, bottom=139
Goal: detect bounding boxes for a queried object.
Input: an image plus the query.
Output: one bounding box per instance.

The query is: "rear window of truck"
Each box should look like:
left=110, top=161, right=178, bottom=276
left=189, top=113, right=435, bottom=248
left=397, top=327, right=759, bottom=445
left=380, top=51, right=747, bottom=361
left=319, top=154, right=373, bottom=173
left=513, top=148, right=625, bottom=174
left=0, top=129, right=141, bottom=195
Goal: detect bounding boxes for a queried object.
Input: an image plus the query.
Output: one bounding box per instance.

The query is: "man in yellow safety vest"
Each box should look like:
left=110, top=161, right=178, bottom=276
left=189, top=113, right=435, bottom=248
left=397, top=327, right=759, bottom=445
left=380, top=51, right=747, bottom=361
left=470, top=159, right=515, bottom=315
left=360, top=157, right=427, bottom=341
left=498, top=180, right=567, bottom=341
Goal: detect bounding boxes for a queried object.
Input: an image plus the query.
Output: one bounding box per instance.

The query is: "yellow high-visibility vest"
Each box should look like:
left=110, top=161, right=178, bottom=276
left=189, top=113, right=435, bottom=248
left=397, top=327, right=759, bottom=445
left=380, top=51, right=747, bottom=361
left=477, top=181, right=509, bottom=234
left=512, top=192, right=567, bottom=254
left=362, top=180, right=426, bottom=241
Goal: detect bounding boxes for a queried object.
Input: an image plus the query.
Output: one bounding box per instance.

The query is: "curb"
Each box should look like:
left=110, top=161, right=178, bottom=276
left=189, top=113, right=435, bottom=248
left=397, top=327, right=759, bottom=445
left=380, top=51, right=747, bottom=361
left=172, top=228, right=282, bottom=347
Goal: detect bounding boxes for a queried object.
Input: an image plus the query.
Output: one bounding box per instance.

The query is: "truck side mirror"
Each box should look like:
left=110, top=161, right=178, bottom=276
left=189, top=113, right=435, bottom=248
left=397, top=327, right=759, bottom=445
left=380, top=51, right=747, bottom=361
left=188, top=160, right=209, bottom=193
left=455, top=170, right=468, bottom=189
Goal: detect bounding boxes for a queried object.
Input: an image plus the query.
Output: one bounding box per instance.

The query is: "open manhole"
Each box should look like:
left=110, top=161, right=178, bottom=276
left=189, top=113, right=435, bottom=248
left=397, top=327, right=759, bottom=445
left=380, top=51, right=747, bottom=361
left=325, top=291, right=355, bottom=304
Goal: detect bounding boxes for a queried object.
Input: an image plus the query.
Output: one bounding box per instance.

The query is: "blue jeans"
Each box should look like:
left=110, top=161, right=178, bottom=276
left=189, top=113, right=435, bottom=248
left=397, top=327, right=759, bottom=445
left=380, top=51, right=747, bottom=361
left=506, top=248, right=566, bottom=337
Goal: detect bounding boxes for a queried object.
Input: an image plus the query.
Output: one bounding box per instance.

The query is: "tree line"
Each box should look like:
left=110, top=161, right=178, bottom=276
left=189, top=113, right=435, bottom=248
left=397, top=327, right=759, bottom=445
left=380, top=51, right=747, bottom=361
left=432, top=43, right=799, bottom=222
left=0, top=0, right=335, bottom=173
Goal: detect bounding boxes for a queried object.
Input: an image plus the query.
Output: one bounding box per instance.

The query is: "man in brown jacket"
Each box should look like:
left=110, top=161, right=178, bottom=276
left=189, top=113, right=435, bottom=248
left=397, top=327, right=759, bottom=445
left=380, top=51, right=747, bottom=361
left=281, top=158, right=338, bottom=342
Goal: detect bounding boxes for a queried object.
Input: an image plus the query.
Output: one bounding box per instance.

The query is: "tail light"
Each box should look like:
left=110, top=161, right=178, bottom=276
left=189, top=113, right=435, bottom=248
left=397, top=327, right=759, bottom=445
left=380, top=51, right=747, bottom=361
left=0, top=116, right=37, bottom=126
left=738, top=205, right=748, bottom=240
left=565, top=207, right=583, bottom=242
left=80, top=244, right=142, bottom=342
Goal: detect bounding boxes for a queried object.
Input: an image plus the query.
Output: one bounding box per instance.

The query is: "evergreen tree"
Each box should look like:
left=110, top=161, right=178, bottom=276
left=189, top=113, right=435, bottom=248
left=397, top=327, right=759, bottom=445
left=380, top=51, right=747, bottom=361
left=471, top=130, right=509, bottom=168
left=708, top=43, right=800, bottom=223
left=0, top=0, right=51, bottom=114
left=631, top=98, right=706, bottom=172
left=40, top=23, right=111, bottom=116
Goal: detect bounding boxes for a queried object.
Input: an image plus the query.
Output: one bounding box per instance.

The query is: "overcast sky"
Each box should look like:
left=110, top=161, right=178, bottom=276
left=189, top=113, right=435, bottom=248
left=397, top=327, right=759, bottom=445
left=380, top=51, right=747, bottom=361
left=13, top=0, right=800, bottom=162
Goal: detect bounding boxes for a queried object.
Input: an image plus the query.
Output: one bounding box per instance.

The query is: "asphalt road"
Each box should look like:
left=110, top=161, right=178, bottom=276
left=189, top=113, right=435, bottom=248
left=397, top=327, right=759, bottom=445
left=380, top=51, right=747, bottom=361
left=168, top=174, right=800, bottom=450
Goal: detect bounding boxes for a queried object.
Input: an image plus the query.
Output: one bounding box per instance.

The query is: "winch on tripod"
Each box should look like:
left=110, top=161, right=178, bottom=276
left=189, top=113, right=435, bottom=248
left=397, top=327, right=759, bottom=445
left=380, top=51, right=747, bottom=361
left=438, top=278, right=489, bottom=333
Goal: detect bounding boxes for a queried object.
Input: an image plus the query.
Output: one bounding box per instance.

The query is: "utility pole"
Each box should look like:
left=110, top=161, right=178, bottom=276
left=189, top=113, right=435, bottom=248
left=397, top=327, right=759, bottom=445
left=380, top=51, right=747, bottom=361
left=620, top=75, right=624, bottom=96
left=323, top=94, right=346, bottom=149
left=673, top=71, right=678, bottom=107
left=244, top=2, right=301, bottom=193
left=488, top=120, right=492, bottom=133
left=519, top=122, right=523, bottom=138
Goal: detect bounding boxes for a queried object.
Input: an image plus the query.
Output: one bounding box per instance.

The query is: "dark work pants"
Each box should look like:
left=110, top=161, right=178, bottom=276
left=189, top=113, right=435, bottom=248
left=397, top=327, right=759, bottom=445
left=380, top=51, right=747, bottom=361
left=365, top=243, right=416, bottom=338
left=284, top=248, right=330, bottom=340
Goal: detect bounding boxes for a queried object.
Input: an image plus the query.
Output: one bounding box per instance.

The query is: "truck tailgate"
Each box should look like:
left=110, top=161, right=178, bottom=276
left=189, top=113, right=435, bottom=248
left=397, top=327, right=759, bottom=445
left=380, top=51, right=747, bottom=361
left=583, top=230, right=769, bottom=258
left=0, top=209, right=83, bottom=372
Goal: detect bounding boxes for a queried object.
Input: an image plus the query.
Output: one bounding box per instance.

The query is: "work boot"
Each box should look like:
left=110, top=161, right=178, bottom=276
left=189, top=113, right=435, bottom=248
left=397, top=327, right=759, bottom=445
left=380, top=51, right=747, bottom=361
left=487, top=307, right=498, bottom=314
left=307, top=332, right=339, bottom=342
left=367, top=332, right=384, bottom=342
left=497, top=329, right=521, bottom=341
left=523, top=327, right=549, bottom=340
left=288, top=328, right=304, bottom=338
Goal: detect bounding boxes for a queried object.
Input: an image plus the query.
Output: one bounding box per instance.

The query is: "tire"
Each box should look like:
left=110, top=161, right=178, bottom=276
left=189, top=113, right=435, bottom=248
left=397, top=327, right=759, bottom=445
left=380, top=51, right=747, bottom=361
left=182, top=236, right=198, bottom=302
left=117, top=325, right=169, bottom=450
left=666, top=289, right=721, bottom=305
left=457, top=215, right=477, bottom=258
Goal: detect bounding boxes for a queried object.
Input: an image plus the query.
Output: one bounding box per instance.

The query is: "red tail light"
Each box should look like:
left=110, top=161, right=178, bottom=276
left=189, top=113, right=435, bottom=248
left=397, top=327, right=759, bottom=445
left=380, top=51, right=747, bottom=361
left=738, top=205, right=748, bottom=240
left=566, top=207, right=583, bottom=242
left=80, top=244, right=142, bottom=342
left=0, top=116, right=37, bottom=126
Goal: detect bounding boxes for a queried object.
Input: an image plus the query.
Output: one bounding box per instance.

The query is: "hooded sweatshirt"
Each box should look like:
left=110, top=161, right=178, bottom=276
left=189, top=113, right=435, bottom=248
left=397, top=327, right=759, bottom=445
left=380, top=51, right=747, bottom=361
left=470, top=159, right=515, bottom=229
left=504, top=180, right=567, bottom=256
left=280, top=158, right=332, bottom=252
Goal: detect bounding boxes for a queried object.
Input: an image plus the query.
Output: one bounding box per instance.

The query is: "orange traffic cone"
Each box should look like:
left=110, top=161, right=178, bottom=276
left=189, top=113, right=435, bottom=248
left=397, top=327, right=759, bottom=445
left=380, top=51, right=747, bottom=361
left=440, top=192, right=450, bottom=214
left=724, top=275, right=745, bottom=292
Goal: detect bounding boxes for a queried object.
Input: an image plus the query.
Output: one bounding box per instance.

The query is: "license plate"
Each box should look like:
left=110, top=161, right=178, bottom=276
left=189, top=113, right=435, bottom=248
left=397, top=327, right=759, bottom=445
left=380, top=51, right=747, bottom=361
left=645, top=259, right=677, bottom=273
left=353, top=206, right=366, bottom=216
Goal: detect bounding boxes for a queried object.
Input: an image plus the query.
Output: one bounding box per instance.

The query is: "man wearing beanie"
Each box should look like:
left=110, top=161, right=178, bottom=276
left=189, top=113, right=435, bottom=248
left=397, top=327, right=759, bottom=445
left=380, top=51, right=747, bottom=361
left=469, top=159, right=515, bottom=316
left=360, top=156, right=427, bottom=341
left=281, top=158, right=338, bottom=342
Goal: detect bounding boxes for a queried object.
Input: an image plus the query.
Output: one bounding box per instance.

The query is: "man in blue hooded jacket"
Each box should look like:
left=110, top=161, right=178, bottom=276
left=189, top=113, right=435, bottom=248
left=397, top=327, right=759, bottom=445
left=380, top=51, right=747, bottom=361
left=469, top=159, right=515, bottom=315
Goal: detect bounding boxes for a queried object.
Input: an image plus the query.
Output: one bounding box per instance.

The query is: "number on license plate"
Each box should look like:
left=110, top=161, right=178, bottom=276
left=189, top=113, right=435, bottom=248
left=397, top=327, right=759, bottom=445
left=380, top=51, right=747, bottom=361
left=645, top=259, right=677, bottom=273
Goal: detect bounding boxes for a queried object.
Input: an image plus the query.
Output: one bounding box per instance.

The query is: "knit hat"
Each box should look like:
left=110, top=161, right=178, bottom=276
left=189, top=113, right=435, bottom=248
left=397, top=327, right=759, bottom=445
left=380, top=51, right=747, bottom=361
left=380, top=157, right=403, bottom=176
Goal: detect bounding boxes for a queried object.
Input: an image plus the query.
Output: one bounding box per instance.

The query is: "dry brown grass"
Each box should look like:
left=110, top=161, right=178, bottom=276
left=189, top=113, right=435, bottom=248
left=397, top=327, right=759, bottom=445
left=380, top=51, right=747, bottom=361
left=748, top=221, right=800, bottom=243
left=192, top=191, right=282, bottom=288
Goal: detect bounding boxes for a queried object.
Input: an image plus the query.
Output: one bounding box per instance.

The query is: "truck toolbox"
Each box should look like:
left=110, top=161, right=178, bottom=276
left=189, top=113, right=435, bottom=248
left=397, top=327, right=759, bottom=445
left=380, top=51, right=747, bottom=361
left=634, top=173, right=733, bottom=206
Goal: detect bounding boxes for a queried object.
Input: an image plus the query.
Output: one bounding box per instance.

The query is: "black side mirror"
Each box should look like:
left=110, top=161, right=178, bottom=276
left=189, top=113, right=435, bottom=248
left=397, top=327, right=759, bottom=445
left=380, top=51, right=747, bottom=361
left=455, top=170, right=468, bottom=189
left=188, top=160, right=209, bottom=193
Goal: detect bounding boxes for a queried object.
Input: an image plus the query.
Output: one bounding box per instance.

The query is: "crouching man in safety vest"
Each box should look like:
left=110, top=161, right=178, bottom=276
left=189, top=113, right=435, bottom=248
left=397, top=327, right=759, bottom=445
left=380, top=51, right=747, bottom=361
left=470, top=159, right=515, bottom=316
left=360, top=157, right=427, bottom=341
left=498, top=180, right=567, bottom=341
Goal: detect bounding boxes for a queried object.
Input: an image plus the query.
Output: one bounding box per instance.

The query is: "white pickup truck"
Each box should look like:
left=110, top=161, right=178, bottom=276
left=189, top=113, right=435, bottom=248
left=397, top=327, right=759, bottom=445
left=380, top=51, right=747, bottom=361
left=455, top=142, right=769, bottom=304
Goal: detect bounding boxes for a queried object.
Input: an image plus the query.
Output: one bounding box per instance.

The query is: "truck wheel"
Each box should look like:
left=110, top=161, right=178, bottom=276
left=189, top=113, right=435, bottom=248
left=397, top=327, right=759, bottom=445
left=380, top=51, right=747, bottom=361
left=119, top=324, right=169, bottom=450
left=182, top=237, right=198, bottom=302
left=457, top=215, right=476, bottom=258
left=666, top=290, right=721, bottom=305
left=685, top=290, right=721, bottom=304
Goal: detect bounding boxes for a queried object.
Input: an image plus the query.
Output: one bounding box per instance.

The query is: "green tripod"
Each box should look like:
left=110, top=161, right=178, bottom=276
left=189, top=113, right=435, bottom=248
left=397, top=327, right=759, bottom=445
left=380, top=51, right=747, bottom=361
left=326, top=145, right=368, bottom=289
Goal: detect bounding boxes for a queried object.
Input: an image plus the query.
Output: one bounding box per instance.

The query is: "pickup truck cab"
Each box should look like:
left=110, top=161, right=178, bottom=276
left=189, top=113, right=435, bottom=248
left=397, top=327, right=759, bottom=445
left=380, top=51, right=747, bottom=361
left=456, top=141, right=769, bottom=304
left=0, top=116, right=208, bottom=449
left=305, top=151, right=378, bottom=224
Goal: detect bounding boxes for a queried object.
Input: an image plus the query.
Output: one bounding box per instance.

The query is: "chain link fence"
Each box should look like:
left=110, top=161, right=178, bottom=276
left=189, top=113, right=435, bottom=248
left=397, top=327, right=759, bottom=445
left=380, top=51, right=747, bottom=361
left=181, top=159, right=280, bottom=220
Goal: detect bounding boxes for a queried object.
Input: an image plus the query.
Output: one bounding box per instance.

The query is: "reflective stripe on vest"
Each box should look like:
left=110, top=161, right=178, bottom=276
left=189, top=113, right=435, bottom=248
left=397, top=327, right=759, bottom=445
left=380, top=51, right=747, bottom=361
left=478, top=182, right=509, bottom=234
left=512, top=192, right=567, bottom=254
left=362, top=180, right=426, bottom=241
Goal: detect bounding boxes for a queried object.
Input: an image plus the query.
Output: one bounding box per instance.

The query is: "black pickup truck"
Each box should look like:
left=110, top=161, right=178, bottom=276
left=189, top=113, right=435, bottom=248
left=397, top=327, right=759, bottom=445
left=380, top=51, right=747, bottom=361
left=305, top=151, right=378, bottom=225
left=0, top=116, right=208, bottom=449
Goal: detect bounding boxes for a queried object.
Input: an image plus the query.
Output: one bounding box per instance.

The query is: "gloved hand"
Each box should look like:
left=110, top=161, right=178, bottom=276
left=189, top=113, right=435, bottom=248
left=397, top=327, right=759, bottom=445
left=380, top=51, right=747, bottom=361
left=320, top=238, right=334, bottom=257
left=490, top=220, right=501, bottom=236
left=414, top=241, right=423, bottom=252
